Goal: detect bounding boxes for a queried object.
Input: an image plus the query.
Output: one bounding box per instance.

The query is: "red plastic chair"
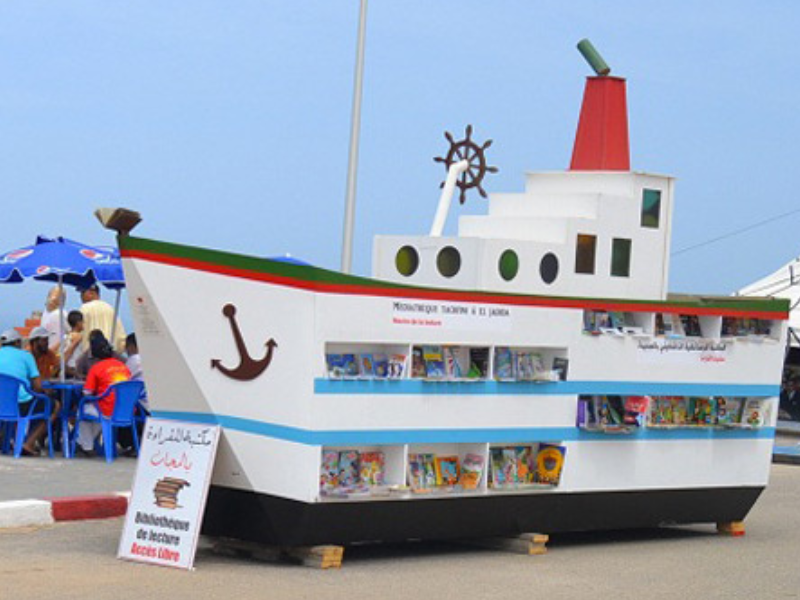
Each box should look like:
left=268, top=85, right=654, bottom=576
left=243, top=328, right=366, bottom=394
left=0, top=374, right=54, bottom=458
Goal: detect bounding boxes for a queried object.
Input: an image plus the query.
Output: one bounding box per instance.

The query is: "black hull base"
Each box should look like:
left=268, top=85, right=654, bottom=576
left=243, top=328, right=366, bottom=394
left=202, top=485, right=765, bottom=547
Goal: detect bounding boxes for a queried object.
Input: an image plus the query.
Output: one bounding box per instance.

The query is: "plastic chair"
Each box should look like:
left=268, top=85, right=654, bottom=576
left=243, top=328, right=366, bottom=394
left=71, top=380, right=145, bottom=463
left=0, top=374, right=54, bottom=458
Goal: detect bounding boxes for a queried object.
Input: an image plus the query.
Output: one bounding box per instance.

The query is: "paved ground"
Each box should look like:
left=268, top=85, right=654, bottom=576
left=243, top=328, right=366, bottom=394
left=0, top=454, right=136, bottom=501
left=2, top=464, right=799, bottom=600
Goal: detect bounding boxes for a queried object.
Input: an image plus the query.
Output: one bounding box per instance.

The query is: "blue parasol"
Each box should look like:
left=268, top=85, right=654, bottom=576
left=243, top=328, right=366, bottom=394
left=0, top=236, right=126, bottom=381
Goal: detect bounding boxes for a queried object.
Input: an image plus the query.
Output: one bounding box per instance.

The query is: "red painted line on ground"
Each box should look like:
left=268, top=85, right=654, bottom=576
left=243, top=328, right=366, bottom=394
left=45, top=494, right=128, bottom=522
left=122, top=249, right=788, bottom=320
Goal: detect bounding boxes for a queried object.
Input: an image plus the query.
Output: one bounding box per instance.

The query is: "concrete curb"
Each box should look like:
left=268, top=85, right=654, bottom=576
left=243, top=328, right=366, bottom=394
left=0, top=492, right=129, bottom=529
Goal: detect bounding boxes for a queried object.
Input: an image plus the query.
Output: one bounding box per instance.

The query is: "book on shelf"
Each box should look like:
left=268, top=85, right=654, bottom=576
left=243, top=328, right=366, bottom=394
left=535, top=444, right=566, bottom=486
left=583, top=310, right=600, bottom=334
left=407, top=453, right=437, bottom=490
left=649, top=397, right=675, bottom=426
left=325, top=354, right=346, bottom=378
left=459, top=453, right=485, bottom=490
left=359, top=451, right=386, bottom=486
left=515, top=445, right=537, bottom=484
left=359, top=353, right=375, bottom=378
left=388, top=354, right=407, bottom=378
left=672, top=397, right=689, bottom=425
left=467, top=347, right=489, bottom=379
left=742, top=398, right=767, bottom=427
left=373, top=353, right=389, bottom=378
left=435, top=456, right=460, bottom=486
left=716, top=397, right=744, bottom=426
left=689, top=396, right=717, bottom=425
left=341, top=354, right=360, bottom=378
left=494, top=346, right=514, bottom=380
left=338, top=450, right=360, bottom=488
left=411, top=346, right=427, bottom=378
left=608, top=311, right=625, bottom=331
left=320, top=450, right=340, bottom=491
left=443, top=346, right=471, bottom=379
left=552, top=357, right=569, bottom=381
left=422, top=345, right=446, bottom=379
left=623, top=396, right=649, bottom=427
left=490, top=447, right=518, bottom=488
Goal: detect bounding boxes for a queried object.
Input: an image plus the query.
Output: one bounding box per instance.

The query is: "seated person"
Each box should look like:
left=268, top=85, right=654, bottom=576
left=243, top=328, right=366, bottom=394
left=75, top=333, right=131, bottom=457
left=63, top=310, right=85, bottom=378
left=0, top=329, right=47, bottom=456
left=28, top=326, right=59, bottom=380
left=75, top=329, right=122, bottom=380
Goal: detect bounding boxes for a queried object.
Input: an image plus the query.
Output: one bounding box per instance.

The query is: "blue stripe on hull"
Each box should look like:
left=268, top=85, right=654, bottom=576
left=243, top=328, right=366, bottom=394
left=151, top=410, right=776, bottom=445
left=313, top=379, right=780, bottom=397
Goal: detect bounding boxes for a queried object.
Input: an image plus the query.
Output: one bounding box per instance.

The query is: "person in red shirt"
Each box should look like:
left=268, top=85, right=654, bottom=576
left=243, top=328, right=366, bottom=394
left=75, top=333, right=130, bottom=457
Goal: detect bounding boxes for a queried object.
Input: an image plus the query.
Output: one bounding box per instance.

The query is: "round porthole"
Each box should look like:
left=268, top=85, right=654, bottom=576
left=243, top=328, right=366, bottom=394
left=437, top=246, right=461, bottom=278
left=540, top=253, right=559, bottom=284
left=395, top=246, right=419, bottom=277
left=499, top=249, right=519, bottom=281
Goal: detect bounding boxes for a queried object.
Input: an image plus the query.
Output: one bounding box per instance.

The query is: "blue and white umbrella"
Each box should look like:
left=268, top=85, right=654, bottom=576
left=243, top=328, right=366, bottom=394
left=0, top=236, right=126, bottom=380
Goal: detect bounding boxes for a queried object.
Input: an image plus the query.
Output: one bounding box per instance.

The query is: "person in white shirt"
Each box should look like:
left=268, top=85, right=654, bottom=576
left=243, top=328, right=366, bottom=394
left=40, top=286, right=68, bottom=353
left=78, top=284, right=126, bottom=354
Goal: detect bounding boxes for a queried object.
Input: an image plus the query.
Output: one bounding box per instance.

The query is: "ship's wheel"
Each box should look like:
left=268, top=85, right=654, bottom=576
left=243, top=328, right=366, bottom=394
left=434, top=125, right=498, bottom=204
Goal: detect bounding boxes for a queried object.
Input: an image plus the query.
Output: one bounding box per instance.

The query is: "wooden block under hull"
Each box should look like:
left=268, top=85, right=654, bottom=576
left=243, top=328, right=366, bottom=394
left=211, top=537, right=345, bottom=569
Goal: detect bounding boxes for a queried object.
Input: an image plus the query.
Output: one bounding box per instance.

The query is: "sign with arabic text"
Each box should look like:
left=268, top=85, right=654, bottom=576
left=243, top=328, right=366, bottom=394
left=118, top=418, right=220, bottom=570
left=635, top=339, right=729, bottom=365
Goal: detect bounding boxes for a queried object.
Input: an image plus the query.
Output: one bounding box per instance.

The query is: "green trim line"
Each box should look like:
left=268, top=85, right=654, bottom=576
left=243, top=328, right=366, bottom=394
left=119, top=235, right=790, bottom=316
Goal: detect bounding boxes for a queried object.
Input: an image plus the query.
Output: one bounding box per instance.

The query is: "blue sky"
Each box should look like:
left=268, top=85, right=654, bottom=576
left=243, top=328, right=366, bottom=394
left=1, top=1, right=798, bottom=329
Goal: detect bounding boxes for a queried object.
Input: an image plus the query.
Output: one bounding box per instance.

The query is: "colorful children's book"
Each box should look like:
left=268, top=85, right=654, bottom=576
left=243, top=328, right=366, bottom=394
left=494, top=347, right=514, bottom=380
left=716, top=397, right=743, bottom=426
left=650, top=397, right=675, bottom=426
left=467, top=347, right=489, bottom=379
left=320, top=450, right=340, bottom=492
left=490, top=447, right=518, bottom=488
left=422, top=345, right=445, bottom=379
left=359, top=353, right=375, bottom=378
left=373, top=353, right=389, bottom=378
left=623, top=396, right=649, bottom=427
left=535, top=444, right=566, bottom=486
left=408, top=453, right=437, bottom=489
left=515, top=445, right=537, bottom=483
left=338, top=450, right=360, bottom=488
left=459, top=453, right=485, bottom=490
left=435, top=456, right=460, bottom=486
left=583, top=310, right=599, bottom=334
left=742, top=398, right=766, bottom=427
left=679, top=314, right=702, bottom=337
left=325, top=354, right=346, bottom=378
left=341, top=354, right=359, bottom=378
left=689, top=397, right=716, bottom=425
left=388, top=354, right=407, bottom=378
left=515, top=351, right=538, bottom=381
left=411, top=346, right=427, bottom=378
left=672, top=397, right=689, bottom=425
left=359, top=451, right=386, bottom=486
left=608, top=311, right=625, bottom=331
left=443, top=346, right=464, bottom=379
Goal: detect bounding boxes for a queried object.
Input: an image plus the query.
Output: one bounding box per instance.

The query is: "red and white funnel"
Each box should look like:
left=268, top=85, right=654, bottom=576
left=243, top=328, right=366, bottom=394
left=569, top=40, right=630, bottom=171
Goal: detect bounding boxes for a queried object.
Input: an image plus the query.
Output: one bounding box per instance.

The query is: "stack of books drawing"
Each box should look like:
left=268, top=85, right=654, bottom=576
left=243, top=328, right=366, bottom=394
left=153, top=477, right=190, bottom=510
left=410, top=345, right=489, bottom=381
left=407, top=452, right=485, bottom=493
left=489, top=444, right=567, bottom=489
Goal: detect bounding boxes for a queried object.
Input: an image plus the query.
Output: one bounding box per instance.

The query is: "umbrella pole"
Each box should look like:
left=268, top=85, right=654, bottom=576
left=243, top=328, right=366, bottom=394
left=58, top=275, right=66, bottom=383
left=110, top=288, right=121, bottom=353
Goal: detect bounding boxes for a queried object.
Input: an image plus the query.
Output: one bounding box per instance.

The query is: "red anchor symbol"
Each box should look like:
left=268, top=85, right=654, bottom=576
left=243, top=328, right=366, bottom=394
left=211, top=304, right=278, bottom=381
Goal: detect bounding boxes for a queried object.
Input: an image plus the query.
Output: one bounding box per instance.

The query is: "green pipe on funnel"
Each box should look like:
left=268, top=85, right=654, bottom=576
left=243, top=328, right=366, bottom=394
left=577, top=39, right=611, bottom=76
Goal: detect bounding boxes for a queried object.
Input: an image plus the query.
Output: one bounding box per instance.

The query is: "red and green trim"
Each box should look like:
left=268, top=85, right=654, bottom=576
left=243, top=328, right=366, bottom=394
left=119, top=236, right=789, bottom=319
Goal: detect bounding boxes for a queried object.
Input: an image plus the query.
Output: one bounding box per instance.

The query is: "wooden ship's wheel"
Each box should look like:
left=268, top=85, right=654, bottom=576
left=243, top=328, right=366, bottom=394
left=434, top=125, right=499, bottom=204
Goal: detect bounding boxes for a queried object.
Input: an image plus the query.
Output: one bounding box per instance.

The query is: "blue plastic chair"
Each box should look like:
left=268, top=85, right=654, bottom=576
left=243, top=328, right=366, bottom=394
left=0, top=374, right=54, bottom=458
left=71, top=380, right=145, bottom=463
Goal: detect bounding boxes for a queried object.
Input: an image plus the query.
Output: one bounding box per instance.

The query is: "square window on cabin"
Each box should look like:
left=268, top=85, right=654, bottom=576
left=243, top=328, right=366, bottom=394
left=611, top=238, right=632, bottom=277
left=575, top=234, right=597, bottom=274
left=641, top=189, right=661, bottom=228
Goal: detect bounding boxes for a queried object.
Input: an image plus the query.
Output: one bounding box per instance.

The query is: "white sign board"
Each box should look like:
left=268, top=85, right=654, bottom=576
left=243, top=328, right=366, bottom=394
left=635, top=339, right=729, bottom=365
left=118, top=418, right=220, bottom=570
